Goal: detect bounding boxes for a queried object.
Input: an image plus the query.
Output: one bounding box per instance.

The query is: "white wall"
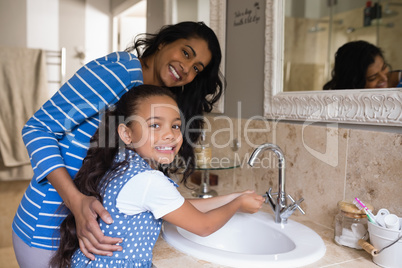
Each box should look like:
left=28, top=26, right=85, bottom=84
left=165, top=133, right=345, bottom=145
left=119, top=16, right=146, bottom=50
left=0, top=0, right=27, bottom=47
left=85, top=0, right=111, bottom=64
left=197, top=0, right=210, bottom=24
left=27, top=0, right=59, bottom=50
left=169, top=0, right=209, bottom=24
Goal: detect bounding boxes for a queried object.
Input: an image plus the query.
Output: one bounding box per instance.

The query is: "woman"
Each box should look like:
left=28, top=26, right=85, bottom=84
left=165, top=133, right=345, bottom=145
left=323, top=40, right=390, bottom=90
left=12, top=21, right=224, bottom=268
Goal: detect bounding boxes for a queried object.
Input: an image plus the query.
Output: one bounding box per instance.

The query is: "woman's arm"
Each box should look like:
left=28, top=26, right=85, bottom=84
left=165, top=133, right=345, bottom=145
left=23, top=52, right=141, bottom=183
left=163, top=191, right=264, bottom=237
left=22, top=52, right=142, bottom=258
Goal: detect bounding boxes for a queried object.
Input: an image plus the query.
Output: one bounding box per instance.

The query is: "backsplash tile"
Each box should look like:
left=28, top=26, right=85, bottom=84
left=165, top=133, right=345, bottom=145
left=202, top=116, right=402, bottom=228
left=274, top=122, right=348, bottom=227
left=345, top=129, right=402, bottom=216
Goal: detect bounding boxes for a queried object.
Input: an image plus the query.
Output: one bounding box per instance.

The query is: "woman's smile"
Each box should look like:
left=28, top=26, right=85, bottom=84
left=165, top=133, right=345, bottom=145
left=169, top=65, right=181, bottom=81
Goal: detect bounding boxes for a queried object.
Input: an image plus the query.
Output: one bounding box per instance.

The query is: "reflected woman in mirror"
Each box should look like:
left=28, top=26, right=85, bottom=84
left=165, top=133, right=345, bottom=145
left=323, top=40, right=402, bottom=90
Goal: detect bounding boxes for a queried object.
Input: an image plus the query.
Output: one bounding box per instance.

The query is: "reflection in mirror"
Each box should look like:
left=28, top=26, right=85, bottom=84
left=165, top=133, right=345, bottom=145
left=264, top=0, right=402, bottom=126
left=283, top=0, right=402, bottom=91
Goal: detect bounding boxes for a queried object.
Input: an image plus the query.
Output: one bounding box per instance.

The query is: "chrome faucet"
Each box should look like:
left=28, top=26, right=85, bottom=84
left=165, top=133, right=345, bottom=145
left=248, top=143, right=305, bottom=224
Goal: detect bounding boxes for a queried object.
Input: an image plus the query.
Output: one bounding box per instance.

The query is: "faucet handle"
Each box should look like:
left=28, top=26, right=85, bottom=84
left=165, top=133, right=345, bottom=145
left=287, top=194, right=305, bottom=215
left=263, top=188, right=276, bottom=212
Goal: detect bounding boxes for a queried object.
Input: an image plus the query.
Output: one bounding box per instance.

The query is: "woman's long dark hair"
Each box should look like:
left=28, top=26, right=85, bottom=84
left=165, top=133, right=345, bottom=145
left=323, top=40, right=385, bottom=90
left=126, top=21, right=225, bottom=179
left=50, top=85, right=180, bottom=268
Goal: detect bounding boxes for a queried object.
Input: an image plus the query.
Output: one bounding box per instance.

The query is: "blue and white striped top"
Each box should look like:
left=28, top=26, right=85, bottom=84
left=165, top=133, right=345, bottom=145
left=12, top=52, right=143, bottom=250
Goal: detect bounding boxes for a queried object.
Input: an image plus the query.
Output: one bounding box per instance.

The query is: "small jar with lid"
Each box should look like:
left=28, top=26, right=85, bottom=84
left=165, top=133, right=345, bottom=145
left=334, top=200, right=373, bottom=249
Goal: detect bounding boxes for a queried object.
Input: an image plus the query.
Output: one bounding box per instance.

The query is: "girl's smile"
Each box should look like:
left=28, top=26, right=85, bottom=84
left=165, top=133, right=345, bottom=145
left=154, top=145, right=177, bottom=153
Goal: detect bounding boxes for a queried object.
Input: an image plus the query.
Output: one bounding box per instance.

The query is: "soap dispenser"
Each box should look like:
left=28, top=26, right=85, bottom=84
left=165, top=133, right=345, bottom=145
left=194, top=130, right=211, bottom=167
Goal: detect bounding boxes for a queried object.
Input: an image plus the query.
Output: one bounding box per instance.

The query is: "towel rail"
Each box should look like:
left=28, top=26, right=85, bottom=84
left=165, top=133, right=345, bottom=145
left=44, top=48, right=66, bottom=86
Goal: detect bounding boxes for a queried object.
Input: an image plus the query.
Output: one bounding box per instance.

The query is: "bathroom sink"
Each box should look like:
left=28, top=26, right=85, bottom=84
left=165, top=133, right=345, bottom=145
left=162, top=211, right=326, bottom=268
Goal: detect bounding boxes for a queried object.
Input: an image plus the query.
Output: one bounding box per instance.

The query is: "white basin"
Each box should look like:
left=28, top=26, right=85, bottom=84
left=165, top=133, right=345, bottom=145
left=162, top=211, right=326, bottom=268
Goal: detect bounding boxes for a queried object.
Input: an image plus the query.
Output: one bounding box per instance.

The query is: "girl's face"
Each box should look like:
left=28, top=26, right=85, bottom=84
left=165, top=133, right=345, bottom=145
left=124, top=95, right=183, bottom=166
left=365, top=55, right=389, bottom=88
left=153, top=37, right=212, bottom=88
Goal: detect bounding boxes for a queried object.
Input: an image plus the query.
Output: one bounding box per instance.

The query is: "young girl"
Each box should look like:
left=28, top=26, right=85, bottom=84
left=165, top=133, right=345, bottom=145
left=13, top=21, right=225, bottom=267
left=50, top=85, right=264, bottom=268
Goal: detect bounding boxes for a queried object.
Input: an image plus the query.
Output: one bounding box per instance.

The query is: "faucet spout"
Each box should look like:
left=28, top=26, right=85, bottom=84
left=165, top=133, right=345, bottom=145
left=248, top=143, right=304, bottom=224
left=248, top=144, right=287, bottom=223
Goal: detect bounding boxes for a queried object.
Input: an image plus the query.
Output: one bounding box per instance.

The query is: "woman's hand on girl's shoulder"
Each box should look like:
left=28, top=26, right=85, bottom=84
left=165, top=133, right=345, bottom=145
left=71, top=195, right=123, bottom=260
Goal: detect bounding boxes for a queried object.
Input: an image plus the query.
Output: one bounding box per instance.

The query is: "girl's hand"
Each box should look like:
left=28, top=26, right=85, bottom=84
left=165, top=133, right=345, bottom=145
left=236, top=192, right=265, bottom=214
left=164, top=191, right=265, bottom=237
left=71, top=195, right=123, bottom=260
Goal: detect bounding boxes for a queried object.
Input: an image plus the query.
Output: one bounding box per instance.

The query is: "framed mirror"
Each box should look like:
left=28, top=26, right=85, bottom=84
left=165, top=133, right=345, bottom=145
left=264, top=0, right=402, bottom=126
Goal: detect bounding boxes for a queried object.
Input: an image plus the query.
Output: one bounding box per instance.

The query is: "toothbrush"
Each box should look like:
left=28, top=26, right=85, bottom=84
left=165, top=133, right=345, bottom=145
left=353, top=198, right=381, bottom=226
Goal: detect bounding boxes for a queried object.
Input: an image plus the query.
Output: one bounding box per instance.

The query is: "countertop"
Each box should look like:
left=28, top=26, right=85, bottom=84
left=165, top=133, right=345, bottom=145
left=152, top=215, right=379, bottom=268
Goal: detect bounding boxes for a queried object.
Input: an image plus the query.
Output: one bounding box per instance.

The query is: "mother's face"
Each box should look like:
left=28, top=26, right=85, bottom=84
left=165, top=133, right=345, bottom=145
left=153, top=37, right=212, bottom=88
left=365, top=55, right=389, bottom=88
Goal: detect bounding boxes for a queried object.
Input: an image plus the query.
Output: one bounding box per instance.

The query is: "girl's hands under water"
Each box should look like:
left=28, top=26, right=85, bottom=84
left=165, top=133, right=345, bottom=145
left=236, top=190, right=265, bottom=214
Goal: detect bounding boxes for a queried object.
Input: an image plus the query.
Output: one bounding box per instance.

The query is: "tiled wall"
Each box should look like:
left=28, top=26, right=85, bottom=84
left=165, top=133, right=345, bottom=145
left=201, top=116, right=402, bottom=228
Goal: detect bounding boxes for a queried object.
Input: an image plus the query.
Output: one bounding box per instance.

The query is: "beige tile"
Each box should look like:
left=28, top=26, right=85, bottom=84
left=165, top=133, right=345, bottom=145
left=345, top=129, right=402, bottom=215
left=273, top=122, right=349, bottom=228
left=203, top=116, right=401, bottom=228
left=201, top=118, right=351, bottom=228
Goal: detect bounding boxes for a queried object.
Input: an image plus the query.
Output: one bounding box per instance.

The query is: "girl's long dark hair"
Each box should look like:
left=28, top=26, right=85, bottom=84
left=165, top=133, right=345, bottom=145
left=323, top=40, right=385, bottom=90
left=126, top=21, right=225, bottom=179
left=50, top=85, right=180, bottom=268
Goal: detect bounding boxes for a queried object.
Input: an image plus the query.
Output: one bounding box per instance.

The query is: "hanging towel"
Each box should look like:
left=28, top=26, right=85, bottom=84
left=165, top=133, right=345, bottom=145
left=0, top=47, right=49, bottom=167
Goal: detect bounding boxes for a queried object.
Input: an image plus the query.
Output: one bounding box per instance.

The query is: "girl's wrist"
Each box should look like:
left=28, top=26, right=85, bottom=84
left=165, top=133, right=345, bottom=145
left=231, top=192, right=242, bottom=200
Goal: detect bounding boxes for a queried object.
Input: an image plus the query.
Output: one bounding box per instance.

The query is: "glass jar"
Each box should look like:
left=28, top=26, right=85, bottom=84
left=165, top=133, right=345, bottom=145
left=334, top=200, right=373, bottom=249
